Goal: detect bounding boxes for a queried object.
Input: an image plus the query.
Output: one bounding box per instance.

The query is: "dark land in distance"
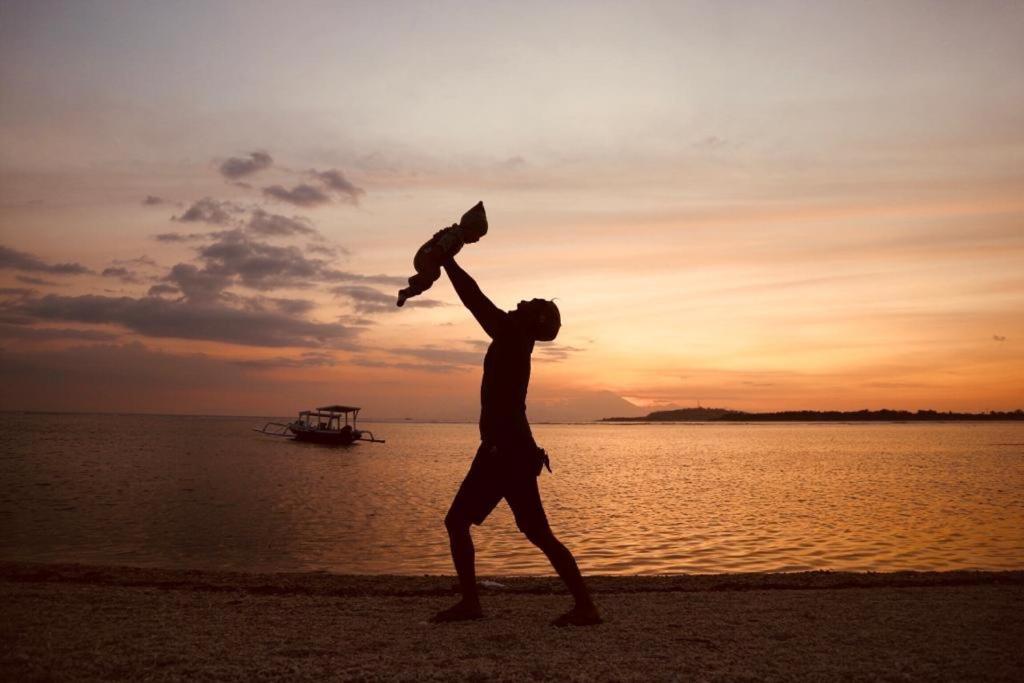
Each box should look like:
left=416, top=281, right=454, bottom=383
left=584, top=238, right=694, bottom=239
left=602, top=407, right=1024, bottom=422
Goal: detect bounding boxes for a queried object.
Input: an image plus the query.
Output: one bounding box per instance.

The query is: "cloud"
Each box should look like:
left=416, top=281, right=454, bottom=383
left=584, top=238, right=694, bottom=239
left=306, top=243, right=349, bottom=258
left=0, top=287, right=36, bottom=297
left=219, top=151, right=273, bottom=180
left=142, top=195, right=165, bottom=206
left=10, top=293, right=360, bottom=348
left=165, top=263, right=233, bottom=302
left=348, top=356, right=466, bottom=374
left=0, top=245, right=91, bottom=275
left=389, top=345, right=483, bottom=366
left=266, top=297, right=316, bottom=316
left=101, top=266, right=145, bottom=284
left=147, top=227, right=411, bottom=308
left=0, top=323, right=120, bottom=342
left=0, top=342, right=265, bottom=413
left=993, top=335, right=1007, bottom=342
left=154, top=232, right=212, bottom=243
left=262, top=183, right=330, bottom=207
left=169, top=230, right=405, bottom=295
left=693, top=135, right=727, bottom=150
left=111, top=255, right=160, bottom=269
left=332, top=285, right=443, bottom=313
left=535, top=344, right=585, bottom=363
left=147, top=283, right=180, bottom=298
left=194, top=231, right=323, bottom=292
left=326, top=272, right=407, bottom=287
left=247, top=209, right=316, bottom=237
left=233, top=351, right=338, bottom=368
left=173, top=197, right=240, bottom=225
left=309, top=169, right=365, bottom=204
left=16, top=275, right=61, bottom=286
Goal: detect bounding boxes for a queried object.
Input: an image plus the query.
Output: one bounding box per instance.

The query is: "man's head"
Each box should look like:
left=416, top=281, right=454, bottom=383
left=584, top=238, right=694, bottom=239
left=512, top=298, right=560, bottom=341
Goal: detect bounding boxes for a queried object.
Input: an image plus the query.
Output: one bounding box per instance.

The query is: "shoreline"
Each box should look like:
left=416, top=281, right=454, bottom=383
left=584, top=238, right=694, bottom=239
left=3, top=561, right=1023, bottom=594
left=3, top=562, right=1021, bottom=680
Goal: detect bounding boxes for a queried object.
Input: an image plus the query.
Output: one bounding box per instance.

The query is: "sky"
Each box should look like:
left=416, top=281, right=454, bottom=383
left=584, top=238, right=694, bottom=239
left=1, top=0, right=1022, bottom=418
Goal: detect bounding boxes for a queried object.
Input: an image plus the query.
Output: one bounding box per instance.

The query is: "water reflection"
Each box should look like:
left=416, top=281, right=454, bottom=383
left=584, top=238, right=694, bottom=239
left=0, top=415, right=1021, bottom=574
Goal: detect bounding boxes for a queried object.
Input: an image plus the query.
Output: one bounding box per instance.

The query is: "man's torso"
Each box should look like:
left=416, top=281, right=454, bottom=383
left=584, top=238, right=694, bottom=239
left=480, top=322, right=534, bottom=447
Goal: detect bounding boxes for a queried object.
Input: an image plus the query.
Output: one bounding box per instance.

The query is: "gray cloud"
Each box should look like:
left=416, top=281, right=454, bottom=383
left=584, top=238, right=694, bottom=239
left=165, top=263, right=233, bottom=302
left=306, top=242, right=349, bottom=258
left=247, top=209, right=316, bottom=237
left=0, top=323, right=120, bottom=342
left=195, top=231, right=322, bottom=292
left=233, top=351, right=338, bottom=368
left=142, top=195, right=165, bottom=206
left=0, top=245, right=91, bottom=275
left=332, top=285, right=443, bottom=313
left=16, top=275, right=61, bottom=286
left=10, top=293, right=359, bottom=349
left=310, top=169, right=365, bottom=204
left=154, top=232, right=212, bottom=243
left=0, top=342, right=265, bottom=413
left=262, top=184, right=330, bottom=207
left=173, top=198, right=240, bottom=225
left=348, top=356, right=465, bottom=374
left=535, top=344, right=585, bottom=363
left=327, top=272, right=407, bottom=287
left=165, top=230, right=406, bottom=296
left=0, top=287, right=36, bottom=297
left=147, top=283, right=180, bottom=297
left=101, top=266, right=145, bottom=284
left=993, top=335, right=1007, bottom=342
left=389, top=345, right=483, bottom=366
left=112, top=255, right=160, bottom=269
left=266, top=297, right=316, bottom=316
left=219, top=151, right=273, bottom=180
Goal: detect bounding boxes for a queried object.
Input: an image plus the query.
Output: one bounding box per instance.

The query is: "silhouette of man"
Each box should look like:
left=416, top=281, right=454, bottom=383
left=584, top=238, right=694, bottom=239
left=431, top=256, right=601, bottom=626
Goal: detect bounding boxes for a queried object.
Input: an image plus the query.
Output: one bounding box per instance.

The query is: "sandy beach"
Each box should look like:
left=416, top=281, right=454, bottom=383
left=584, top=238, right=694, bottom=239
left=1, top=562, right=1021, bottom=681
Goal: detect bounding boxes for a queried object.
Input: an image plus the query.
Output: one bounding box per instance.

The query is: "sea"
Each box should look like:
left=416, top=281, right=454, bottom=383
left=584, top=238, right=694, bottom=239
left=1, top=413, right=1022, bottom=576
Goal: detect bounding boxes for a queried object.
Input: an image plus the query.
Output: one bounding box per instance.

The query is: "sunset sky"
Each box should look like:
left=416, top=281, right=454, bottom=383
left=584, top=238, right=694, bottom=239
left=1, top=1, right=1022, bottom=418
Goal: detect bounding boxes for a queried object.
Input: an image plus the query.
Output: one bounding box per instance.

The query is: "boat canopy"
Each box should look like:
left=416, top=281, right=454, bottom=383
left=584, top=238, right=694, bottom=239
left=315, top=405, right=360, bottom=413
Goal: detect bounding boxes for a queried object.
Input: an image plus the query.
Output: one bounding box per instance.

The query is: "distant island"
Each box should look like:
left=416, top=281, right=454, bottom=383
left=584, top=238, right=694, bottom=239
left=601, top=407, right=1024, bottom=422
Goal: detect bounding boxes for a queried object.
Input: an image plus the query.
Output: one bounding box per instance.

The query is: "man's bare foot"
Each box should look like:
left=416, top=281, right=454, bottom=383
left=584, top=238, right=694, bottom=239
left=551, top=604, right=603, bottom=627
left=430, top=600, right=484, bottom=623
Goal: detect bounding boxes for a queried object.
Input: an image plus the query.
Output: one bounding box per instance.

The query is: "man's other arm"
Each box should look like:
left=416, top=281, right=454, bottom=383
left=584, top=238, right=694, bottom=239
left=443, top=258, right=508, bottom=339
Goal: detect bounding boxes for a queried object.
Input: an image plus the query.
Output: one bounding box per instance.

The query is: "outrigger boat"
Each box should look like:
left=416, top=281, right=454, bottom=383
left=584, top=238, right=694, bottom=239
left=254, top=405, right=385, bottom=445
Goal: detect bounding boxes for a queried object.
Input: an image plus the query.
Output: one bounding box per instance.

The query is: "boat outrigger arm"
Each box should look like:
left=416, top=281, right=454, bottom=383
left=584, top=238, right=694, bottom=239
left=253, top=405, right=385, bottom=444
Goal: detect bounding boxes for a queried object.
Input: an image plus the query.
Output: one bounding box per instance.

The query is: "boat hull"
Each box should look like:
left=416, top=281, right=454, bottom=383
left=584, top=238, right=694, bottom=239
left=288, top=425, right=360, bottom=445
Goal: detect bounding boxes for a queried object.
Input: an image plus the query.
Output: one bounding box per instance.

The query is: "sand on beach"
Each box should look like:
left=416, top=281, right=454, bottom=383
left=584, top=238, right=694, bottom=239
left=2, top=562, right=1021, bottom=681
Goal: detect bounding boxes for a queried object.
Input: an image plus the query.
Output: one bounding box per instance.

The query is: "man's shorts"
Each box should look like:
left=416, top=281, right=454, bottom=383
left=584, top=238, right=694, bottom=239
left=447, top=442, right=550, bottom=533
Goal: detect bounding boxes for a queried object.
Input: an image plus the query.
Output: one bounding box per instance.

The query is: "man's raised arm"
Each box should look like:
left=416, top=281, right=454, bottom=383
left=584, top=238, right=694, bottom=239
left=443, top=258, right=508, bottom=339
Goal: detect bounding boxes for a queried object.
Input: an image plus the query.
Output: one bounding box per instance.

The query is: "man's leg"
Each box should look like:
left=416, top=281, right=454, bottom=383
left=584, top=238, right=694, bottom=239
left=431, top=446, right=502, bottom=623
left=507, top=477, right=602, bottom=625
left=444, top=508, right=480, bottom=609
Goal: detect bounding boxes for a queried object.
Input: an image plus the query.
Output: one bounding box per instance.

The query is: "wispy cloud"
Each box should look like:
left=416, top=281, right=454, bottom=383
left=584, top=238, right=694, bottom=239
left=218, top=151, right=273, bottom=180
left=332, top=285, right=442, bottom=313
left=16, top=275, right=61, bottom=287
left=309, top=168, right=365, bottom=204
left=233, top=351, right=338, bottom=368
left=0, top=245, right=91, bottom=275
left=101, top=266, right=146, bottom=284
left=247, top=209, right=316, bottom=237
left=262, top=183, right=330, bottom=207
left=10, top=293, right=360, bottom=348
left=0, top=322, right=120, bottom=342
left=173, top=198, right=241, bottom=225
left=154, top=232, right=212, bottom=243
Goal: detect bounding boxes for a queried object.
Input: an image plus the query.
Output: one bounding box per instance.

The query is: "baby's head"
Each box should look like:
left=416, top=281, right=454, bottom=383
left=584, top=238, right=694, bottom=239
left=513, top=298, right=560, bottom=341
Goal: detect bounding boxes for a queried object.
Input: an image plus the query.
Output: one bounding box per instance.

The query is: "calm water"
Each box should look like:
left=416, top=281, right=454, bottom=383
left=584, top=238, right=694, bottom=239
left=1, top=414, right=1022, bottom=575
